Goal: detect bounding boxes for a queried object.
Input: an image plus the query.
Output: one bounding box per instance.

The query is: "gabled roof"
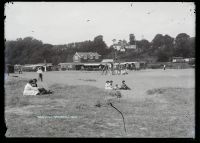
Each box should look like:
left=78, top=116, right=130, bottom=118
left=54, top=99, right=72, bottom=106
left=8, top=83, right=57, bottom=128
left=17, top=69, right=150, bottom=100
left=75, top=52, right=101, bottom=58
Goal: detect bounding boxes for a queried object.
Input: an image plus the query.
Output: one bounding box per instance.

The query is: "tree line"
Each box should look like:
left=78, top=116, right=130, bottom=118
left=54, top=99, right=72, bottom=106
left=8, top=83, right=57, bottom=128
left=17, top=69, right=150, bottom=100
left=5, top=33, right=195, bottom=65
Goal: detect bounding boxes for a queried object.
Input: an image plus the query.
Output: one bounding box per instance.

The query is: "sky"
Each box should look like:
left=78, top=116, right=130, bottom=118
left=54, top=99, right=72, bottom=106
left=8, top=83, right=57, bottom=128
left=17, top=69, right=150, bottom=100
left=5, top=2, right=195, bottom=46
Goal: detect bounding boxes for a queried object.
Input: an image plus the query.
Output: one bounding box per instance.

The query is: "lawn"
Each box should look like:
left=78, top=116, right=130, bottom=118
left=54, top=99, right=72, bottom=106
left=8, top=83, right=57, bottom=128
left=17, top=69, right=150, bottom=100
left=4, top=69, right=195, bottom=137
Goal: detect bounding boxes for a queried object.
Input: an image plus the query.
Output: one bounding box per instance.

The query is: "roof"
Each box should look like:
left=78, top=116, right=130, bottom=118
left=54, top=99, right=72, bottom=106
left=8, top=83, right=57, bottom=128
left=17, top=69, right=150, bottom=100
left=37, top=63, right=53, bottom=66
left=172, top=57, right=184, bottom=59
left=58, top=63, right=84, bottom=65
left=24, top=63, right=52, bottom=68
left=75, top=52, right=101, bottom=58
left=83, top=63, right=101, bottom=66
left=101, top=59, right=114, bottom=63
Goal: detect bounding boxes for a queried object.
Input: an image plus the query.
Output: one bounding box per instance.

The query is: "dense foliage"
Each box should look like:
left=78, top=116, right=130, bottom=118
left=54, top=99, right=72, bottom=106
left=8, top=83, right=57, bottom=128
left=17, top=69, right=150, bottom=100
left=5, top=33, right=195, bottom=65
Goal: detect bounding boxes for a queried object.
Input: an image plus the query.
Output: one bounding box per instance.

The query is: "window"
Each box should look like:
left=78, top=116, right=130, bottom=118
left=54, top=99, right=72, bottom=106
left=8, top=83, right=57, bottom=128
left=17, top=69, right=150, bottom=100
left=95, top=55, right=99, bottom=59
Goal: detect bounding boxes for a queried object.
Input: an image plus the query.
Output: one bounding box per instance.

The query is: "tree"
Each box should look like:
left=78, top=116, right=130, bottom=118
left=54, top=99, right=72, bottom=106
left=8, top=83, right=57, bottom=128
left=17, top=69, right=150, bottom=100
left=136, top=39, right=150, bottom=53
left=93, top=35, right=108, bottom=57
left=151, top=34, right=174, bottom=62
left=151, top=34, right=164, bottom=49
left=188, top=37, right=195, bottom=57
left=174, top=33, right=191, bottom=57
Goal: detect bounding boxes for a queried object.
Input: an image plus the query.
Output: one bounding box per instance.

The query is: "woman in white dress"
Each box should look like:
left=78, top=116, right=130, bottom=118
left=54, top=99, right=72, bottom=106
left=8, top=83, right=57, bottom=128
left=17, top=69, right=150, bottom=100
left=23, top=80, right=39, bottom=96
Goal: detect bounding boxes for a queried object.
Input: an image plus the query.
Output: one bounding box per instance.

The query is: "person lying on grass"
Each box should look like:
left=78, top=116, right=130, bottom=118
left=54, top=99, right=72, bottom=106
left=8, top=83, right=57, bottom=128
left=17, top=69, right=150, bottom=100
left=119, top=80, right=131, bottom=90
left=32, top=79, right=53, bottom=95
left=23, top=79, right=53, bottom=96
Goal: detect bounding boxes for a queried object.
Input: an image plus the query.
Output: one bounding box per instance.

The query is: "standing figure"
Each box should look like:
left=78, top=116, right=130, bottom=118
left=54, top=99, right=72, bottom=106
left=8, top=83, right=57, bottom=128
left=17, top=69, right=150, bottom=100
left=110, top=63, right=114, bottom=75
left=19, top=68, right=23, bottom=74
left=102, top=64, right=108, bottom=75
left=163, top=64, right=166, bottom=70
left=116, top=63, right=121, bottom=75
left=37, top=67, right=43, bottom=82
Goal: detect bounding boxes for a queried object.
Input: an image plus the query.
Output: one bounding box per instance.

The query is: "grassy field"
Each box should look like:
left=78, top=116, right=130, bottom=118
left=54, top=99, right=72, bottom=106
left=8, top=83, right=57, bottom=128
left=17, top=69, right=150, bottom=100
left=4, top=69, right=195, bottom=137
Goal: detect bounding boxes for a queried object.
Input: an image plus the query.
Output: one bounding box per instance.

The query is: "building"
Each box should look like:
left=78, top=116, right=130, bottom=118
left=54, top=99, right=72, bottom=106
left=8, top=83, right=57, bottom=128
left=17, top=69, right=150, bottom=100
left=22, top=63, right=53, bottom=72
left=125, top=45, right=137, bottom=49
left=114, top=44, right=136, bottom=52
left=184, top=58, right=195, bottom=64
left=37, top=63, right=53, bottom=71
left=14, top=64, right=23, bottom=73
left=58, top=63, right=76, bottom=70
left=172, top=57, right=185, bottom=63
left=73, top=52, right=102, bottom=63
left=114, top=44, right=126, bottom=52
left=101, top=59, right=114, bottom=64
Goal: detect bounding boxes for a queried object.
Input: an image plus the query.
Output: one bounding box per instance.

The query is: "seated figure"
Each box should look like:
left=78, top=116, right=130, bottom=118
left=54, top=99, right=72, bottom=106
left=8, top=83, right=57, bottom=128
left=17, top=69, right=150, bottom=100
left=32, top=79, right=53, bottom=95
left=113, top=84, right=120, bottom=90
left=32, top=79, right=38, bottom=87
left=23, top=80, right=40, bottom=96
left=105, top=81, right=113, bottom=90
left=23, top=79, right=53, bottom=96
left=120, top=80, right=131, bottom=90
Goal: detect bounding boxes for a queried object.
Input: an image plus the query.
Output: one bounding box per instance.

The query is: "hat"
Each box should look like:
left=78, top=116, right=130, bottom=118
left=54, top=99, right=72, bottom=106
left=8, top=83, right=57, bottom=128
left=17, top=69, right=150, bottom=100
left=110, top=80, right=113, bottom=83
left=122, top=80, right=125, bottom=82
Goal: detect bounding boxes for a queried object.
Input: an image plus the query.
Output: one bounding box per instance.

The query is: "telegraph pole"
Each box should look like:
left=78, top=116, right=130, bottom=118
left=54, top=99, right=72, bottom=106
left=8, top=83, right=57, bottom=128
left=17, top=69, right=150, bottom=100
left=112, top=39, right=117, bottom=62
left=112, top=39, right=117, bottom=75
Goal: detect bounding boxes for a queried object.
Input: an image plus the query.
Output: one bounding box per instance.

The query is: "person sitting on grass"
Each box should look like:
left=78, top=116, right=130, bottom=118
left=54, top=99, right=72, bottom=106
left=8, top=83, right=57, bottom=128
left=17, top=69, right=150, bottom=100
left=113, top=84, right=120, bottom=90
left=23, top=79, right=53, bottom=96
left=32, top=79, right=53, bottom=95
left=23, top=80, right=40, bottom=96
left=109, top=80, right=113, bottom=88
left=120, top=80, right=131, bottom=90
left=32, top=79, right=38, bottom=87
left=105, top=80, right=113, bottom=90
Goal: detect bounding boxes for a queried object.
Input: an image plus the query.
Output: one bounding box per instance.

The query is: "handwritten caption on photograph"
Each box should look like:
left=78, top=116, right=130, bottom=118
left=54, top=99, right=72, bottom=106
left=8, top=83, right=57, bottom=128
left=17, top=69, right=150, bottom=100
left=37, top=115, right=78, bottom=119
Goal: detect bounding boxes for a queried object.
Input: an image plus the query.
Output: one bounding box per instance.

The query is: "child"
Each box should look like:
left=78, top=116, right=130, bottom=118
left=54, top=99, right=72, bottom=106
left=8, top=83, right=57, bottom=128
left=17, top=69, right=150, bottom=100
left=113, top=84, right=120, bottom=90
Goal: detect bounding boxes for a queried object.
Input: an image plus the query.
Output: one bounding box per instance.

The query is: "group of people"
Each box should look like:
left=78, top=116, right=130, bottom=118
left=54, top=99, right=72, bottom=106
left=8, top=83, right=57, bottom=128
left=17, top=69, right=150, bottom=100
left=105, top=80, right=131, bottom=90
left=23, top=67, right=53, bottom=96
left=102, top=63, right=129, bottom=75
left=23, top=78, right=53, bottom=96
